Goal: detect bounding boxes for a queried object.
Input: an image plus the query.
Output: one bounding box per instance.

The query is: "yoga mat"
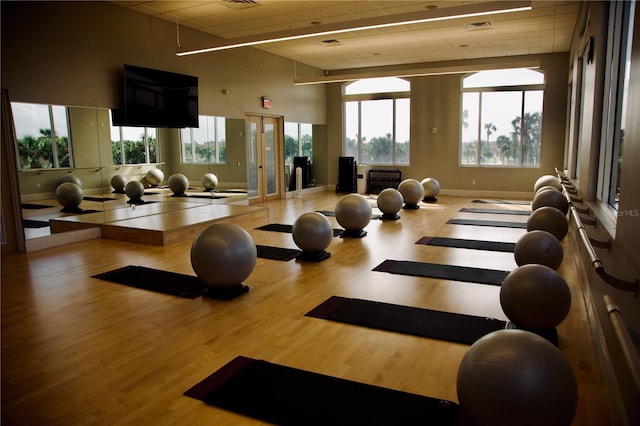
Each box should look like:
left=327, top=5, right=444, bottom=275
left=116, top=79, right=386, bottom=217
left=459, top=207, right=530, bottom=216
left=256, top=223, right=343, bottom=237
left=185, top=355, right=459, bottom=425
left=373, top=259, right=509, bottom=286
left=306, top=296, right=506, bottom=345
left=83, top=196, right=116, bottom=202
left=92, top=265, right=206, bottom=299
left=21, top=203, right=54, bottom=209
left=23, top=219, right=50, bottom=228
left=471, top=199, right=530, bottom=205
left=415, top=236, right=516, bottom=253
left=447, top=218, right=527, bottom=229
left=256, top=245, right=301, bottom=261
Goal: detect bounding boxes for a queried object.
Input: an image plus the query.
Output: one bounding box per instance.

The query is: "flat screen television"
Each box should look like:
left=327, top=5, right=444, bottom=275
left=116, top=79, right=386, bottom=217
left=112, top=64, right=198, bottom=128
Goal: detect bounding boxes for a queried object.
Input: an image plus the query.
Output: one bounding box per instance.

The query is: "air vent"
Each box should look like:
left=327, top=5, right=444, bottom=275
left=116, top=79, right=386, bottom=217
left=222, top=0, right=260, bottom=10
left=464, top=21, right=493, bottom=31
left=318, top=39, right=342, bottom=46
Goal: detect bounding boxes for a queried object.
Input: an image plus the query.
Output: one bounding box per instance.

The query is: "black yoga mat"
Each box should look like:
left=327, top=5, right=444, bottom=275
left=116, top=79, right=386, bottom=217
left=256, top=245, right=301, bottom=261
left=23, top=219, right=50, bottom=228
left=306, top=296, right=506, bottom=345
left=83, top=196, right=116, bottom=202
left=92, top=265, right=206, bottom=299
left=184, top=355, right=459, bottom=426
left=21, top=203, right=54, bottom=209
left=256, top=223, right=343, bottom=237
left=416, top=236, right=516, bottom=253
left=459, top=207, right=530, bottom=216
left=447, top=218, right=527, bottom=229
left=471, top=199, right=530, bottom=205
left=373, top=259, right=509, bottom=286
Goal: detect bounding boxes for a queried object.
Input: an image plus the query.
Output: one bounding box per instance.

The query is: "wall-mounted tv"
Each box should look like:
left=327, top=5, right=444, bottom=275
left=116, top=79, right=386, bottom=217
left=112, top=64, right=198, bottom=128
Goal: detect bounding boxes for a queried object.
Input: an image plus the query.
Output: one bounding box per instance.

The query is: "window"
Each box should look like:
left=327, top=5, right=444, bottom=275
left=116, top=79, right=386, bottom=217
left=343, top=77, right=410, bottom=165
left=284, top=122, right=313, bottom=164
left=460, top=69, right=544, bottom=166
left=11, top=102, right=72, bottom=170
left=110, top=117, right=157, bottom=165
left=180, top=116, right=226, bottom=164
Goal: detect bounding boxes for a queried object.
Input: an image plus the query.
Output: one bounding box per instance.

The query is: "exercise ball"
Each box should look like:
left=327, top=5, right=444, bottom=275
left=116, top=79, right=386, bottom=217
left=202, top=173, right=218, bottom=191
left=335, top=193, right=372, bottom=237
left=376, top=188, right=403, bottom=219
left=420, top=177, right=440, bottom=201
left=190, top=223, right=257, bottom=287
left=146, top=168, right=164, bottom=186
left=139, top=175, right=150, bottom=188
left=397, top=179, right=424, bottom=208
left=55, top=182, right=83, bottom=209
left=532, top=189, right=569, bottom=215
left=457, top=329, right=577, bottom=426
left=111, top=174, right=126, bottom=192
left=500, top=264, right=571, bottom=330
left=527, top=206, right=569, bottom=241
left=514, top=230, right=564, bottom=270
left=59, top=174, right=82, bottom=187
left=168, top=173, right=189, bottom=195
left=535, top=185, right=560, bottom=197
left=292, top=212, right=333, bottom=254
left=125, top=180, right=144, bottom=201
left=533, top=175, right=562, bottom=192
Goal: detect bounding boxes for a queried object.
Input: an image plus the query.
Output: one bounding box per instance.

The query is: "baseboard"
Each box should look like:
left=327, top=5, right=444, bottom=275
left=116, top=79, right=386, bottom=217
left=285, top=185, right=330, bottom=198
left=25, top=227, right=102, bottom=252
left=439, top=188, right=533, bottom=200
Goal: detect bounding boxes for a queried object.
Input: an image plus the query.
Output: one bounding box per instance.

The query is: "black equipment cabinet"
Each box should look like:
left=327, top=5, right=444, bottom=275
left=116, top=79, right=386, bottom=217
left=289, top=156, right=311, bottom=191
left=367, top=168, right=402, bottom=194
left=336, top=156, right=357, bottom=193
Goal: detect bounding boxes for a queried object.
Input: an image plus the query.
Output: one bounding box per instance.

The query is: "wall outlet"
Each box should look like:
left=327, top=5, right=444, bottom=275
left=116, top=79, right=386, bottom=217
left=472, top=180, right=476, bottom=185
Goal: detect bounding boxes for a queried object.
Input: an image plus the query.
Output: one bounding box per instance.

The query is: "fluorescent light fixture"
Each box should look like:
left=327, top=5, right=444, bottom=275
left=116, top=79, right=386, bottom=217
left=177, top=1, right=531, bottom=56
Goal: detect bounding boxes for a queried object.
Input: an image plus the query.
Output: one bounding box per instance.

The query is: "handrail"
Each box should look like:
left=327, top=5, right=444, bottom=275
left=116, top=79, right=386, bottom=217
left=603, top=294, right=640, bottom=396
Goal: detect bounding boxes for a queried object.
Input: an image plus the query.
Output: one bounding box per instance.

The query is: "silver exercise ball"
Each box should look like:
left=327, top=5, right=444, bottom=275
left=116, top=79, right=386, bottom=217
left=500, top=264, right=571, bottom=330
left=376, top=188, right=404, bottom=216
left=55, top=182, right=83, bottom=208
left=145, top=168, right=164, bottom=186
left=457, top=329, right=578, bottom=426
left=125, top=180, right=145, bottom=201
left=535, top=185, right=560, bottom=197
left=191, top=223, right=256, bottom=287
left=397, top=179, right=424, bottom=207
left=533, top=175, right=562, bottom=193
left=527, top=206, right=569, bottom=241
left=532, top=189, right=569, bottom=215
left=201, top=173, right=219, bottom=190
left=335, top=193, right=372, bottom=232
left=292, top=212, right=333, bottom=253
left=111, top=174, right=126, bottom=192
left=59, top=174, right=82, bottom=187
left=168, top=173, right=189, bottom=195
left=514, top=230, right=564, bottom=270
left=420, top=177, right=440, bottom=200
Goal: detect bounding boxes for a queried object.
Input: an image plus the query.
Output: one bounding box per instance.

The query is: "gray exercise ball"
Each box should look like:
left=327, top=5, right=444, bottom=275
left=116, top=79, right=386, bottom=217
left=532, top=189, right=569, bottom=215
left=202, top=173, right=218, bottom=190
left=377, top=188, right=404, bottom=216
left=59, top=174, right=82, bottom=188
left=457, top=329, right=578, bottom=426
left=111, top=174, right=126, bottom=192
left=535, top=185, right=560, bottom=197
left=420, top=177, right=440, bottom=200
left=168, top=173, right=189, bottom=195
left=55, top=182, right=83, bottom=208
left=533, top=175, right=562, bottom=192
left=292, top=212, right=333, bottom=253
left=527, top=206, right=569, bottom=241
left=335, top=193, right=372, bottom=232
left=500, top=264, right=571, bottom=330
left=146, top=168, right=164, bottom=186
left=190, top=223, right=257, bottom=287
left=397, top=179, right=424, bottom=207
left=125, top=180, right=145, bottom=201
left=514, top=230, right=564, bottom=270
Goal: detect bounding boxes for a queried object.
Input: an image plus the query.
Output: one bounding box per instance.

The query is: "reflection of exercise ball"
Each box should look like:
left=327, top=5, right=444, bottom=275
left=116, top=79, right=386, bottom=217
left=55, top=182, right=83, bottom=210
left=397, top=179, right=424, bottom=209
left=527, top=206, right=568, bottom=241
left=335, top=193, right=371, bottom=237
left=457, top=329, right=578, bottom=426
left=139, top=175, right=150, bottom=188
left=125, top=180, right=144, bottom=202
left=514, top=230, right=564, bottom=270
left=292, top=212, right=333, bottom=260
left=376, top=188, right=403, bottom=220
left=111, top=174, right=126, bottom=192
left=168, top=174, right=189, bottom=195
left=59, top=174, right=82, bottom=187
left=532, top=189, right=569, bottom=215
left=190, top=223, right=257, bottom=287
left=500, top=264, right=571, bottom=330
left=201, top=173, right=218, bottom=191
left=420, top=177, right=440, bottom=201
left=533, top=175, right=562, bottom=192
left=146, top=168, right=164, bottom=186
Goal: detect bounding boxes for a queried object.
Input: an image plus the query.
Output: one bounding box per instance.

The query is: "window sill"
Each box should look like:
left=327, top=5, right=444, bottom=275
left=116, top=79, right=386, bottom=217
left=586, top=200, right=617, bottom=240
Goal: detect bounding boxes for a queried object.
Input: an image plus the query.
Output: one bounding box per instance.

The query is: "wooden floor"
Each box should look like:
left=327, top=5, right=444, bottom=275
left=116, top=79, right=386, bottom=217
left=2, top=191, right=611, bottom=425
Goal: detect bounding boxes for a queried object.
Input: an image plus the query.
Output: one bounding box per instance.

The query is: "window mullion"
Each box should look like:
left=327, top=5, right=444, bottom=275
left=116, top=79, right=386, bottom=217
left=477, top=93, right=482, bottom=165
left=520, top=91, right=525, bottom=166
left=48, top=105, right=59, bottom=168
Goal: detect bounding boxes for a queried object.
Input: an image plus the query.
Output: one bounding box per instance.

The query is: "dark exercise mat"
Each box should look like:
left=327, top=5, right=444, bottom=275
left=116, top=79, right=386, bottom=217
left=184, top=355, right=459, bottom=426
left=447, top=218, right=527, bottom=229
left=23, top=219, right=50, bottom=228
left=373, top=259, right=509, bottom=286
left=92, top=265, right=206, bottom=299
left=471, top=199, right=530, bottom=205
left=459, top=207, right=530, bottom=216
left=21, top=203, right=54, bottom=209
left=83, top=196, right=116, bottom=202
left=256, top=223, right=343, bottom=237
left=416, top=236, right=516, bottom=253
left=256, top=245, right=301, bottom=261
left=306, top=296, right=506, bottom=345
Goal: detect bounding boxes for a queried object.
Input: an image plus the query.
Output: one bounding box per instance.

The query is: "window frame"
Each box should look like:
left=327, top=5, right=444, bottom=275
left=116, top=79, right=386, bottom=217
left=284, top=122, right=314, bottom=165
left=109, top=118, right=158, bottom=166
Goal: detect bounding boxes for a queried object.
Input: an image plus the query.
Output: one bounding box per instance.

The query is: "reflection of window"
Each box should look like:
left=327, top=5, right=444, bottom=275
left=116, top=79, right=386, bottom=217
left=343, top=77, right=410, bottom=165
left=11, top=102, right=73, bottom=170
left=180, top=116, right=226, bottom=164
left=110, top=115, right=157, bottom=165
left=460, top=69, right=544, bottom=167
left=284, top=122, right=313, bottom=165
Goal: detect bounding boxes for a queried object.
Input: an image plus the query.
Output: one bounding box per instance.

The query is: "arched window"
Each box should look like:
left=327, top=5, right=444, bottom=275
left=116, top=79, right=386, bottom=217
left=460, top=68, right=545, bottom=167
left=343, top=77, right=410, bottom=165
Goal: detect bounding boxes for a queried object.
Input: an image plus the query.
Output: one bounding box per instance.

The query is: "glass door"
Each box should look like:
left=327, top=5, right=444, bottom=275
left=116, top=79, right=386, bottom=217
left=245, top=114, right=283, bottom=203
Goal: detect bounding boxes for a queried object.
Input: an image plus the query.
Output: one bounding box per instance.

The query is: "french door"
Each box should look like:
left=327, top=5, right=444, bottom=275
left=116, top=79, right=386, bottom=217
left=245, top=114, right=283, bottom=203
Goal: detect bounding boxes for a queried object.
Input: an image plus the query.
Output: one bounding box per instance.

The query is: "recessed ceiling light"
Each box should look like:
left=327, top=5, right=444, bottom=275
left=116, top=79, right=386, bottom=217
left=311, top=21, right=322, bottom=25
left=460, top=44, right=469, bottom=48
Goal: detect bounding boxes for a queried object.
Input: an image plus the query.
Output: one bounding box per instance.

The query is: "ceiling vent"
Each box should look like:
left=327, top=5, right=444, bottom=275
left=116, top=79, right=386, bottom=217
left=222, top=0, right=260, bottom=10
left=464, top=21, right=493, bottom=31
left=318, top=39, right=342, bottom=47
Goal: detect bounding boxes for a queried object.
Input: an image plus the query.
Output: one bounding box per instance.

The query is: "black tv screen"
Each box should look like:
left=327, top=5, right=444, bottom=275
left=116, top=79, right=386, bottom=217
left=112, top=64, right=198, bottom=128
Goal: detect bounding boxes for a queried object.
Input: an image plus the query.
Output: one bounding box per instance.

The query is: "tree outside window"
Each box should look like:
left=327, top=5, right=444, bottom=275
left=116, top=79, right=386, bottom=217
left=180, top=116, right=226, bottom=164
